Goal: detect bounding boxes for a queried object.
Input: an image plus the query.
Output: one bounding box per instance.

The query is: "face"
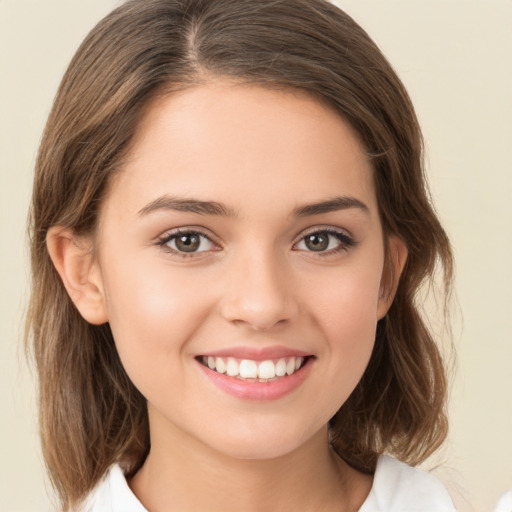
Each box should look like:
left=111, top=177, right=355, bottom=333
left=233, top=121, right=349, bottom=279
left=92, top=82, right=393, bottom=460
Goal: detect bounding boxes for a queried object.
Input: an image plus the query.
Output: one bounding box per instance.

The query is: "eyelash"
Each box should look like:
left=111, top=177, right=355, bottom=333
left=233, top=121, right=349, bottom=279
left=155, top=227, right=356, bottom=258
left=295, top=228, right=356, bottom=255
left=156, top=229, right=218, bottom=258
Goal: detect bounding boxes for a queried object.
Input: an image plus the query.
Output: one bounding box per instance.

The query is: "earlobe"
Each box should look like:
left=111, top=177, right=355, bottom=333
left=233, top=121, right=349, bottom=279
left=377, top=235, right=408, bottom=320
left=46, top=226, right=108, bottom=325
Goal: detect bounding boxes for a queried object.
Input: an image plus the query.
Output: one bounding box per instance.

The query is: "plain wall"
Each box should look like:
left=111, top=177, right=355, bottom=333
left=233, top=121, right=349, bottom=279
left=1, top=1, right=511, bottom=511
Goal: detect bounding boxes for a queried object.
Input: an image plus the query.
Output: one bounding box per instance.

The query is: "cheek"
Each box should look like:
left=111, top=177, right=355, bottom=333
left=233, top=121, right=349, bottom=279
left=101, top=255, right=215, bottom=385
left=310, top=254, right=383, bottom=330
left=306, top=257, right=383, bottom=384
left=323, top=285, right=379, bottom=366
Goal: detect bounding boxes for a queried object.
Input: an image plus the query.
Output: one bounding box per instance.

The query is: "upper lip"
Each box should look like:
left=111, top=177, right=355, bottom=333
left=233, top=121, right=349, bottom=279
left=198, top=345, right=312, bottom=361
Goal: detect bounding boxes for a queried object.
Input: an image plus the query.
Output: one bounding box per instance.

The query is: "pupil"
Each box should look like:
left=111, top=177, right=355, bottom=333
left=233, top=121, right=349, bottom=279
left=306, top=233, right=329, bottom=251
left=176, top=234, right=200, bottom=252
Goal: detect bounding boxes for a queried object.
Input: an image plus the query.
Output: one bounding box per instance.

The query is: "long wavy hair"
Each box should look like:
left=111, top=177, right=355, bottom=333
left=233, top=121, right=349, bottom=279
left=26, top=0, right=453, bottom=509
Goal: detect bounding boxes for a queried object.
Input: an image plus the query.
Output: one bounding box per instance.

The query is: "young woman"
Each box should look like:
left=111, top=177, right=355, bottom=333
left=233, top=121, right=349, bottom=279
left=27, top=0, right=455, bottom=510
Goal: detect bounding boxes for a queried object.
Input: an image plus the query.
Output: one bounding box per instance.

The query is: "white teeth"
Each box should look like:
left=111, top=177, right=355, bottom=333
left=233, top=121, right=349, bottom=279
left=275, top=358, right=287, bottom=377
left=258, top=360, right=276, bottom=379
left=215, top=357, right=226, bottom=374
left=239, top=359, right=258, bottom=379
left=201, top=355, right=306, bottom=380
left=226, top=358, right=239, bottom=377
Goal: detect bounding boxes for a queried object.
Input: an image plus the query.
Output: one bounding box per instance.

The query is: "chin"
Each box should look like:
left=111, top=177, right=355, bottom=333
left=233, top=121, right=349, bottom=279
left=199, top=420, right=323, bottom=461
left=212, top=440, right=301, bottom=461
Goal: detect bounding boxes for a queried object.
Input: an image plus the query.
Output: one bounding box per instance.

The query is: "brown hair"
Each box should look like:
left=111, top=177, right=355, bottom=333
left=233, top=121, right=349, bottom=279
left=27, top=0, right=453, bottom=509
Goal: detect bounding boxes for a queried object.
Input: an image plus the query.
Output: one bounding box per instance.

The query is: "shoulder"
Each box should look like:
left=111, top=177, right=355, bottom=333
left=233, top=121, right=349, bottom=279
left=359, top=455, right=455, bottom=512
left=78, top=465, right=147, bottom=512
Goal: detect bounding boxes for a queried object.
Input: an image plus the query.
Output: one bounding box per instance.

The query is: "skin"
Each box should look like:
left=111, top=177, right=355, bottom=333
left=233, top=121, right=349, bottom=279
left=48, top=81, right=407, bottom=512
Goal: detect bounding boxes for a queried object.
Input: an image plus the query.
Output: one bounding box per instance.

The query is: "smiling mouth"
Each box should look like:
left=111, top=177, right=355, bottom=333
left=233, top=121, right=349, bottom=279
left=197, top=355, right=309, bottom=382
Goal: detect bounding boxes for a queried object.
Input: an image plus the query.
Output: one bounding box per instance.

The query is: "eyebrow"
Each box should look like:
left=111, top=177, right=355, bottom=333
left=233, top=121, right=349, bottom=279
left=292, top=196, right=370, bottom=217
left=138, top=195, right=237, bottom=217
left=137, top=194, right=369, bottom=218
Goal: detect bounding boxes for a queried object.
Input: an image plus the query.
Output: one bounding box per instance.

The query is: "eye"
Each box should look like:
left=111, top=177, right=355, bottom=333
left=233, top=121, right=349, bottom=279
left=295, top=229, right=354, bottom=254
left=158, top=230, right=215, bottom=254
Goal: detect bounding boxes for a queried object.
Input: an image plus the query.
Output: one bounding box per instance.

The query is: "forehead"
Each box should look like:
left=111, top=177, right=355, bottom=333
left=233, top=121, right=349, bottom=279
left=105, top=82, right=377, bottom=220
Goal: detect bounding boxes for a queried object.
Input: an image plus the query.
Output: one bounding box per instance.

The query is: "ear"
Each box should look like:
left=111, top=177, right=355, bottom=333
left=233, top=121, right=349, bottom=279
left=377, top=235, right=408, bottom=320
left=46, top=226, right=108, bottom=325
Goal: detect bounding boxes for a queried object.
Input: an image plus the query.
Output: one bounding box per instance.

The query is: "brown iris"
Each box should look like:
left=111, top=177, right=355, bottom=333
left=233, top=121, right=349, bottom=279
left=304, top=232, right=329, bottom=251
left=175, top=233, right=201, bottom=252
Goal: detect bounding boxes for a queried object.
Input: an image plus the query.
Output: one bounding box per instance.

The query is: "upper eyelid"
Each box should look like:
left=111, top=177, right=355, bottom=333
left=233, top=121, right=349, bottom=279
left=294, top=225, right=353, bottom=241
left=157, top=226, right=218, bottom=243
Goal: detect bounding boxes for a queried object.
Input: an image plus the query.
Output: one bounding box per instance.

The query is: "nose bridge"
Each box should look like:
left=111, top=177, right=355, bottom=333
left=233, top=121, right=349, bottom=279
left=221, top=242, right=298, bottom=331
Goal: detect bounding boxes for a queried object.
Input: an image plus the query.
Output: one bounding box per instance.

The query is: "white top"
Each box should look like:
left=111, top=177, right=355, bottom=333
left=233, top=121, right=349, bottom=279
left=493, top=490, right=512, bottom=512
left=81, top=455, right=455, bottom=511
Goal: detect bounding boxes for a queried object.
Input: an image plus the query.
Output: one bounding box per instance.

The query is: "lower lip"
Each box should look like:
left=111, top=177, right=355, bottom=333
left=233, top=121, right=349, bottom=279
left=196, top=358, right=312, bottom=401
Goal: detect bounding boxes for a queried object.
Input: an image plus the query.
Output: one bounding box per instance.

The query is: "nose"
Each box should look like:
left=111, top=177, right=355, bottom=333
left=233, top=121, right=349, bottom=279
left=220, top=250, right=299, bottom=332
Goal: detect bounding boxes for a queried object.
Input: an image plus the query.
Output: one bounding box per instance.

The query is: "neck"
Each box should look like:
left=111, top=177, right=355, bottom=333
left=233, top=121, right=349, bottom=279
left=129, top=413, right=372, bottom=512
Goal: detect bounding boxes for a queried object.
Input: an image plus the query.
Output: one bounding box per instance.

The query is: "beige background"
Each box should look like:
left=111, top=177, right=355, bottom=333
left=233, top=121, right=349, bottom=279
left=1, top=1, right=511, bottom=511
